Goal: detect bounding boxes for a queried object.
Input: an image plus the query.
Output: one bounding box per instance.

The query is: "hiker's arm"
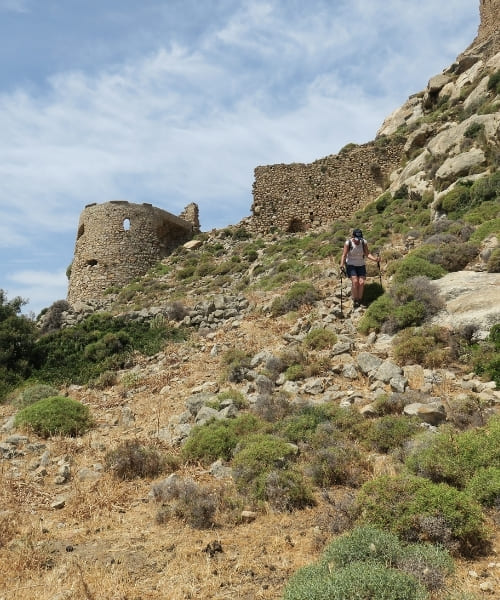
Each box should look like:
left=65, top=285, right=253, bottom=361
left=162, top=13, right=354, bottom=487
left=364, top=244, right=380, bottom=263
left=340, top=243, right=349, bottom=268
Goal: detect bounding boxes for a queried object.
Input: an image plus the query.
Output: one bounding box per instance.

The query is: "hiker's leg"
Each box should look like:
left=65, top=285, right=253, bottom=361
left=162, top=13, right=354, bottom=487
left=350, top=275, right=361, bottom=301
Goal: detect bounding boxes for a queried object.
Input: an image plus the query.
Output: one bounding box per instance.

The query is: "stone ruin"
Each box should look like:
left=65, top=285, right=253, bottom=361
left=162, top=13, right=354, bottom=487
left=67, top=201, right=199, bottom=304
left=247, top=139, right=404, bottom=234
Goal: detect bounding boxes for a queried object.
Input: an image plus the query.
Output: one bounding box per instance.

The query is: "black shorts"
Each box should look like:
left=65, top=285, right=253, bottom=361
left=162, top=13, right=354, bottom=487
left=346, top=264, right=366, bottom=278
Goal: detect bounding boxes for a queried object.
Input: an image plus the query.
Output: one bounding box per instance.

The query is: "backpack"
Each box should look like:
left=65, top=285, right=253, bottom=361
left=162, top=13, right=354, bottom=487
left=348, top=239, right=366, bottom=252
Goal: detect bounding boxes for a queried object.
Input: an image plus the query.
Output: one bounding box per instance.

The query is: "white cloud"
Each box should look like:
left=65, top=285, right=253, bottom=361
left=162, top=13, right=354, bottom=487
left=0, top=0, right=31, bottom=13
left=6, top=269, right=68, bottom=316
left=0, top=0, right=480, bottom=314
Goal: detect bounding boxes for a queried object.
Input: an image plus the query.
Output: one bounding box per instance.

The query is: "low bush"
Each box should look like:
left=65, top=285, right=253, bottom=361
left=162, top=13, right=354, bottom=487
left=320, top=525, right=453, bottom=589
left=15, top=383, right=59, bottom=408
left=306, top=442, right=365, bottom=487
left=253, top=392, right=292, bottom=422
left=364, top=415, right=420, bottom=453
left=393, top=326, right=450, bottom=368
left=303, top=328, right=337, bottom=350
left=221, top=348, right=252, bottom=383
left=105, top=439, right=166, bottom=480
left=361, top=281, right=384, bottom=305
left=472, top=323, right=500, bottom=385
left=270, top=282, right=321, bottom=316
left=153, top=475, right=217, bottom=529
left=264, top=468, right=315, bottom=511
left=405, top=417, right=500, bottom=489
left=391, top=256, right=446, bottom=283
left=15, top=396, right=93, bottom=438
left=232, top=433, right=296, bottom=501
left=33, top=312, right=187, bottom=387
left=280, top=404, right=333, bottom=443
left=359, top=278, right=443, bottom=335
left=283, top=525, right=452, bottom=600
left=466, top=466, right=500, bottom=507
left=437, top=184, right=471, bottom=216
left=356, top=474, right=489, bottom=556
left=182, top=414, right=262, bottom=464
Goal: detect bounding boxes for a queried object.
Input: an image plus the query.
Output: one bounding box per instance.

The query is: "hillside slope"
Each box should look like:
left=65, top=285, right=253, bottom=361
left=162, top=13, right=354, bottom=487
left=1, top=3, right=500, bottom=600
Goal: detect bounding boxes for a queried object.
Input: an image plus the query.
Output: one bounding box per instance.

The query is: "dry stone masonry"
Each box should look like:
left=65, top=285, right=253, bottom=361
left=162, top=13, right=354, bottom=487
left=248, top=140, right=403, bottom=234
left=68, top=201, right=198, bottom=304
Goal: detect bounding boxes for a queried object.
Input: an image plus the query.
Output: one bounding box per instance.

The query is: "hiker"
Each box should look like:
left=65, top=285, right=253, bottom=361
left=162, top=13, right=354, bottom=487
left=340, top=228, right=380, bottom=308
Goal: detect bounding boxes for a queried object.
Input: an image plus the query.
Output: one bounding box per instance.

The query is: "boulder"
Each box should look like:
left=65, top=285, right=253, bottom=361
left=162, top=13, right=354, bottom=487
left=404, top=401, right=446, bottom=425
left=430, top=271, right=500, bottom=338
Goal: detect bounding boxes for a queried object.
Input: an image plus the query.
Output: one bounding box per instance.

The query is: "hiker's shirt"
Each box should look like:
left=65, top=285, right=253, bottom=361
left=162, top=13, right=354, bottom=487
left=345, top=238, right=366, bottom=266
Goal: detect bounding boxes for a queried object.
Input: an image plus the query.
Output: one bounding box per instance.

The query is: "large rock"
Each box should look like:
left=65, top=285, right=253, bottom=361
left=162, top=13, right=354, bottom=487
left=430, top=271, right=500, bottom=338
left=435, top=148, right=486, bottom=183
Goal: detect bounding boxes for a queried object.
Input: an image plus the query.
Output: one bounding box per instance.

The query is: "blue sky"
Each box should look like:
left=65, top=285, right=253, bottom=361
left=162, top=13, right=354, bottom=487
left=0, top=0, right=479, bottom=316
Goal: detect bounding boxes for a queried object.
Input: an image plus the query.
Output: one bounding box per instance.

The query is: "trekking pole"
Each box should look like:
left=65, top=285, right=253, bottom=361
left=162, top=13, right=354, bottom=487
left=339, top=266, right=346, bottom=313
left=376, top=253, right=382, bottom=288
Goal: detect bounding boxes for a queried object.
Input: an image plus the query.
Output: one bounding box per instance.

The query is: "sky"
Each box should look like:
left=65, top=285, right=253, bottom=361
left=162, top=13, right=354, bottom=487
left=0, top=0, right=479, bottom=317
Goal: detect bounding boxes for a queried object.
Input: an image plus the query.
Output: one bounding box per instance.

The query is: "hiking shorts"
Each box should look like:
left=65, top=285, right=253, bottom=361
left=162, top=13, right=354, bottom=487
left=346, top=264, right=366, bottom=278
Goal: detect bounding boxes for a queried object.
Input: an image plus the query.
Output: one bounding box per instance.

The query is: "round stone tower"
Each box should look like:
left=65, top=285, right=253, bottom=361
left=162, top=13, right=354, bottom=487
left=67, top=200, right=197, bottom=304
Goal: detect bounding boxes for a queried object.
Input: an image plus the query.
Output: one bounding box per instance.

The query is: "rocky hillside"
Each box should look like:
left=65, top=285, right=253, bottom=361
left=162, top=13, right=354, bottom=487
left=1, top=4, right=499, bottom=600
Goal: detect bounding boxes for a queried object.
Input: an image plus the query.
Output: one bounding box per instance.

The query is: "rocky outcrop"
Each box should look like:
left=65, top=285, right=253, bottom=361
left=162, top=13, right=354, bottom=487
left=431, top=271, right=500, bottom=338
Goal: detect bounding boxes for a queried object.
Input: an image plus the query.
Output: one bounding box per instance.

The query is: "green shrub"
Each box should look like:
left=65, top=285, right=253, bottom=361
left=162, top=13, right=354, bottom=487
left=375, top=191, right=391, bottom=213
left=472, top=324, right=500, bottom=385
left=283, top=525, right=453, bottom=599
left=306, top=442, right=364, bottom=487
left=470, top=171, right=500, bottom=205
left=487, top=70, right=500, bottom=94
left=356, top=474, right=489, bottom=555
left=466, top=466, right=500, bottom=507
left=283, top=561, right=428, bottom=600
left=270, top=282, right=321, bottom=316
left=182, top=414, right=262, bottom=464
left=359, top=277, right=443, bottom=335
left=320, top=526, right=453, bottom=584
left=358, top=293, right=395, bottom=334
left=15, top=383, right=59, bottom=408
left=284, top=363, right=306, bottom=381
left=221, top=348, right=252, bottom=382
left=361, top=282, right=384, bottom=305
left=232, top=433, right=296, bottom=500
left=364, top=415, right=420, bottom=453
left=0, top=291, right=39, bottom=401
left=105, top=439, right=166, bottom=480
left=33, top=312, right=187, bottom=387
left=15, top=396, right=93, bottom=438
left=264, top=468, right=315, bottom=511
left=393, top=326, right=450, bottom=368
left=280, top=405, right=333, bottom=443
left=405, top=417, right=500, bottom=489
left=392, top=256, right=446, bottom=283
left=463, top=122, right=484, bottom=139
left=438, top=185, right=471, bottom=215
left=303, top=328, right=337, bottom=350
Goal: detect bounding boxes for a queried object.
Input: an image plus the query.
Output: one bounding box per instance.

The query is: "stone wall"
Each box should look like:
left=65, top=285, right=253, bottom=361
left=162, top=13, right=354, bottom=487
left=464, top=0, right=500, bottom=58
left=67, top=201, right=195, bottom=304
left=479, top=0, right=499, bottom=43
left=248, top=140, right=404, bottom=234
